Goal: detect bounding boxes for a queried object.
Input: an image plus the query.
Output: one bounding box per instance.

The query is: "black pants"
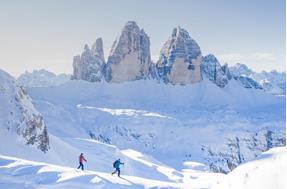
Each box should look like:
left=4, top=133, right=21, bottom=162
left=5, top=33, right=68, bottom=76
left=77, top=162, right=84, bottom=170
left=112, top=168, right=121, bottom=176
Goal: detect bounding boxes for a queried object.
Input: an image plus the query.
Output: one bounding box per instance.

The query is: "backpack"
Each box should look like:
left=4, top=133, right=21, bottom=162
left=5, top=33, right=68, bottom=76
left=113, top=161, right=117, bottom=168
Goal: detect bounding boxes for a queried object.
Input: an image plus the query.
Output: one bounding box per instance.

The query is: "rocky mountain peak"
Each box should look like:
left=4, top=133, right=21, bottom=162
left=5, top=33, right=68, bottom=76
left=156, top=26, right=202, bottom=84
left=172, top=27, right=190, bottom=39
left=104, top=21, right=151, bottom=82
left=201, top=54, right=230, bottom=88
left=72, top=38, right=105, bottom=82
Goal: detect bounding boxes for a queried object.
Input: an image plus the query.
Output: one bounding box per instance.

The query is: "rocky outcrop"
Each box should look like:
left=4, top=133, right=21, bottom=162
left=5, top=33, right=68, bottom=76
left=0, top=69, right=49, bottom=152
left=201, top=54, right=231, bottom=88
left=72, top=38, right=105, bottom=82
left=233, top=76, right=263, bottom=89
left=104, top=21, right=151, bottom=82
left=156, top=27, right=202, bottom=85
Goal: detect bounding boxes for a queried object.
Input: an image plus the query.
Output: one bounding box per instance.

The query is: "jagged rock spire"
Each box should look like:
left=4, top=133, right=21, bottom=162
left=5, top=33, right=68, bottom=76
left=72, top=38, right=105, bottom=82
left=104, top=21, right=151, bottom=82
left=156, top=26, right=202, bottom=85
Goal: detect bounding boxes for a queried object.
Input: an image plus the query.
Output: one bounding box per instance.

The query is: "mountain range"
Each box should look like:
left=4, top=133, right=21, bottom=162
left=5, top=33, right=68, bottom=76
left=0, top=21, right=285, bottom=189
left=69, top=21, right=285, bottom=95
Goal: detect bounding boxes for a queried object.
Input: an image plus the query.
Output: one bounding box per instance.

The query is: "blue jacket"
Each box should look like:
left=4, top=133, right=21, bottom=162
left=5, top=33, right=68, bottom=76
left=114, top=160, right=124, bottom=169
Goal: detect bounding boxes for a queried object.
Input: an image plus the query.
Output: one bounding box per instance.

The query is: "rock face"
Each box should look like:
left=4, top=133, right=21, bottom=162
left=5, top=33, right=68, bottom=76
left=233, top=76, right=263, bottom=89
left=156, top=27, right=202, bottom=84
left=201, top=54, right=231, bottom=87
left=70, top=21, right=285, bottom=94
left=104, top=21, right=151, bottom=82
left=72, top=38, right=105, bottom=82
left=0, top=70, right=49, bottom=152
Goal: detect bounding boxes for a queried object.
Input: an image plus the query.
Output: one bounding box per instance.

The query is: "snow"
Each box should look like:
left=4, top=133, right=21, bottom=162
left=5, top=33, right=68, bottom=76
left=1, top=68, right=285, bottom=188
left=211, top=147, right=287, bottom=189
left=4, top=147, right=283, bottom=189
left=22, top=78, right=285, bottom=172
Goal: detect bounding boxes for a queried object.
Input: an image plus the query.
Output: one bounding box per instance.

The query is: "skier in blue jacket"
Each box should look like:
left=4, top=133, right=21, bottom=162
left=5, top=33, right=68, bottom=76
left=112, top=159, right=124, bottom=177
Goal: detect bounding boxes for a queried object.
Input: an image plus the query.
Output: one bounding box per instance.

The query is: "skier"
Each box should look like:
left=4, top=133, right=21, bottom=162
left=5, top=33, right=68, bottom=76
left=77, top=153, right=87, bottom=170
left=111, top=159, right=124, bottom=177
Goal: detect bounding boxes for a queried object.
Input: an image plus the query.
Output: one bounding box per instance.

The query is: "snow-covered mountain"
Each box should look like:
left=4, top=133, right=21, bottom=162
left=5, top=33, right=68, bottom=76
left=156, top=27, right=202, bottom=84
left=229, top=63, right=286, bottom=95
left=18, top=69, right=70, bottom=87
left=1, top=20, right=285, bottom=188
left=0, top=69, right=49, bottom=152
left=105, top=21, right=151, bottom=82
left=72, top=38, right=105, bottom=82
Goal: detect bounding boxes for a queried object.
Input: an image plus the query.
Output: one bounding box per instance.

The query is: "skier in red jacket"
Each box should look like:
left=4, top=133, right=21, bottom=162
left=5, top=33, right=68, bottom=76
left=77, top=153, right=87, bottom=170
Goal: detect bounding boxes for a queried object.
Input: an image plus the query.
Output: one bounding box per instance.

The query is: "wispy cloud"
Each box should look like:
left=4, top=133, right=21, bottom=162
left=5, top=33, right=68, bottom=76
left=217, top=52, right=276, bottom=63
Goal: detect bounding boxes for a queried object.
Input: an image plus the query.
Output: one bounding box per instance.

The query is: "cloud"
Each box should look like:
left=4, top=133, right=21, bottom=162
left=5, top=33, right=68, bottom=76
left=217, top=52, right=276, bottom=63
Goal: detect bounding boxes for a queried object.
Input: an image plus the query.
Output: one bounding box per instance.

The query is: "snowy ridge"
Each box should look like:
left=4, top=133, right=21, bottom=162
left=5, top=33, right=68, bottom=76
left=0, top=147, right=285, bottom=188
left=211, top=147, right=286, bottom=189
left=229, top=63, right=286, bottom=95
left=0, top=153, right=220, bottom=189
left=0, top=69, right=49, bottom=152
left=18, top=69, right=70, bottom=88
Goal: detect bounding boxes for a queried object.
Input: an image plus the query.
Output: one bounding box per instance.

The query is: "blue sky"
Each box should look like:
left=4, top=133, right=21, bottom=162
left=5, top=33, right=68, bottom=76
left=0, top=0, right=285, bottom=76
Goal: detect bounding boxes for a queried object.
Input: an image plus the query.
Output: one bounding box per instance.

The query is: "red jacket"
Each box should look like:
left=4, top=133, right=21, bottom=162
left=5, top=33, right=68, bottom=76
left=79, top=155, right=86, bottom=163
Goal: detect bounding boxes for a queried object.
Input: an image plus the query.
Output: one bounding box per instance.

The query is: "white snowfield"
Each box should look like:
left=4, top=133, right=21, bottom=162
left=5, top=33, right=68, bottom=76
left=0, top=70, right=285, bottom=188
left=0, top=137, right=224, bottom=189
left=0, top=147, right=285, bottom=189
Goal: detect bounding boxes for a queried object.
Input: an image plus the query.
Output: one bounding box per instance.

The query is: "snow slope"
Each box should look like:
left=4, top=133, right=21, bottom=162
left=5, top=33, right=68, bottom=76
left=25, top=78, right=285, bottom=173
left=1, top=68, right=285, bottom=188
left=0, top=131, right=224, bottom=189
left=0, top=153, right=224, bottom=189
left=211, top=147, right=286, bottom=189
left=0, top=146, right=284, bottom=188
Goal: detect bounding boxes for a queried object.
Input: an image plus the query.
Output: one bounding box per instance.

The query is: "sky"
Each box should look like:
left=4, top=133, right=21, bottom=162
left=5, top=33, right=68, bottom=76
left=0, top=0, right=285, bottom=77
